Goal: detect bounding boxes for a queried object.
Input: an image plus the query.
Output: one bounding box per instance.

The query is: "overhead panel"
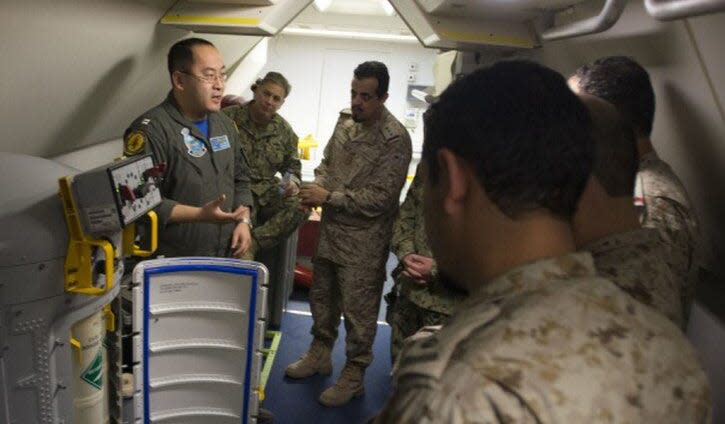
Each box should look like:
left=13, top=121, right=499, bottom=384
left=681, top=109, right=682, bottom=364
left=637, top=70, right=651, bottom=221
left=161, top=0, right=313, bottom=36
left=389, top=0, right=540, bottom=51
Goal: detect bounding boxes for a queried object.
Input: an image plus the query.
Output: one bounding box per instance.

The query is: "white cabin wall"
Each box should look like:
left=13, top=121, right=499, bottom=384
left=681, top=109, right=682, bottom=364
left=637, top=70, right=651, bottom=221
left=229, top=34, right=436, bottom=179
left=1, top=0, right=261, bottom=163
left=515, top=2, right=725, bottom=275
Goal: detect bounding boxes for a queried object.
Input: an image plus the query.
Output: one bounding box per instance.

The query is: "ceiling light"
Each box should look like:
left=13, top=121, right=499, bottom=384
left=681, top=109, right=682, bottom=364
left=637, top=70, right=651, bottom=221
left=380, top=0, right=395, bottom=16
left=314, top=0, right=332, bottom=12
left=282, top=26, right=418, bottom=43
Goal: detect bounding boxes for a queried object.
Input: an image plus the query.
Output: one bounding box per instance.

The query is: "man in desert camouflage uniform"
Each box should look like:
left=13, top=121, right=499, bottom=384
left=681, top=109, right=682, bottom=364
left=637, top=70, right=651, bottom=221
left=223, top=71, right=309, bottom=260
left=574, top=94, right=683, bottom=327
left=387, top=161, right=464, bottom=361
left=287, top=61, right=411, bottom=407
left=374, top=61, right=711, bottom=423
left=571, top=56, right=700, bottom=323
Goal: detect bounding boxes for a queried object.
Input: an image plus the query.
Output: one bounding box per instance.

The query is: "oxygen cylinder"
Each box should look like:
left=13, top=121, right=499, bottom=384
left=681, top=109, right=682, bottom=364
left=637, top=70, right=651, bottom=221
left=71, top=310, right=107, bottom=424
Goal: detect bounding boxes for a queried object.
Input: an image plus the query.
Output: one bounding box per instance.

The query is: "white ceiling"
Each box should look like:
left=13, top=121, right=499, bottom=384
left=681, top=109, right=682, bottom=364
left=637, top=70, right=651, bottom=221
left=313, top=0, right=395, bottom=16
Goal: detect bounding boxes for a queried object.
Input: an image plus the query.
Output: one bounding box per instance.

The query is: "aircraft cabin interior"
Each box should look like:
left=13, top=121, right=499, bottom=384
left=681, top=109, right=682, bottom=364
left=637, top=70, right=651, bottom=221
left=1, top=0, right=725, bottom=423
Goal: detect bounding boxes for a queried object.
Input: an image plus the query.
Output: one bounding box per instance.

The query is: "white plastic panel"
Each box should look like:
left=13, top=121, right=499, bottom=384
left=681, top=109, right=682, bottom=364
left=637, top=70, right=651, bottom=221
left=254, top=320, right=266, bottom=351
left=390, top=0, right=539, bottom=50
left=161, top=0, right=312, bottom=36
left=250, top=352, right=263, bottom=391
left=133, top=257, right=267, bottom=424
left=134, top=364, right=144, bottom=393
left=133, top=333, right=143, bottom=363
left=132, top=285, right=144, bottom=332
left=257, top=286, right=269, bottom=322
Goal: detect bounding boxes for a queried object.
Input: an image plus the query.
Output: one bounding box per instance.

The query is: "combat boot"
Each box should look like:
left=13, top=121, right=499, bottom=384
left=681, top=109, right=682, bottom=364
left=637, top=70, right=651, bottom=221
left=285, top=341, right=332, bottom=379
left=318, top=363, right=365, bottom=407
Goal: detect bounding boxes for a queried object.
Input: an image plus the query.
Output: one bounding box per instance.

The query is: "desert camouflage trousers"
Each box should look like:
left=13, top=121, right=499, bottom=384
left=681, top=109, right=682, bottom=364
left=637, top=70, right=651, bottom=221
left=309, top=257, right=386, bottom=368
left=389, top=294, right=450, bottom=363
left=251, top=192, right=309, bottom=250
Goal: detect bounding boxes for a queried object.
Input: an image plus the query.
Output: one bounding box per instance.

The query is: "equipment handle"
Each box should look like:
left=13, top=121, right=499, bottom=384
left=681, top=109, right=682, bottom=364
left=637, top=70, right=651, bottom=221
left=132, top=210, right=158, bottom=257
left=645, top=0, right=725, bottom=20
left=541, top=0, right=627, bottom=41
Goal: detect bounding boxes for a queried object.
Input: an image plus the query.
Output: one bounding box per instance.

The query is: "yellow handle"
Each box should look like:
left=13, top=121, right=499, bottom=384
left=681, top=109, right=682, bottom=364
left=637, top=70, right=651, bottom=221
left=133, top=210, right=158, bottom=257
left=60, top=176, right=117, bottom=296
left=71, top=239, right=115, bottom=296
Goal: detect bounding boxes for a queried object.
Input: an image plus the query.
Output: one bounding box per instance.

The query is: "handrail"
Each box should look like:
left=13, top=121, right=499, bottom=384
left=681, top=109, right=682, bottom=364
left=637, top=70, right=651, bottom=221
left=645, top=0, right=725, bottom=20
left=542, top=0, right=627, bottom=41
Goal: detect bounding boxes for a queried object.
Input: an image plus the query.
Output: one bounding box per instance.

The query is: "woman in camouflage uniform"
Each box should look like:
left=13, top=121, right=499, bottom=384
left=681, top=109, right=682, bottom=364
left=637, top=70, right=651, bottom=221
left=223, top=72, right=309, bottom=259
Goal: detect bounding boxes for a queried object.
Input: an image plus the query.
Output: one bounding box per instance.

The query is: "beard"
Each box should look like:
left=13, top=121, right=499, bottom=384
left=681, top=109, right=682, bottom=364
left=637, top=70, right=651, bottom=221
left=351, top=106, right=365, bottom=122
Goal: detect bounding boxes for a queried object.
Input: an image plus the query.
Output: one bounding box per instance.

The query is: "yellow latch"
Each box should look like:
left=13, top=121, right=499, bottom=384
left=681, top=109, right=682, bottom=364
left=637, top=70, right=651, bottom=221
left=103, top=304, right=116, bottom=332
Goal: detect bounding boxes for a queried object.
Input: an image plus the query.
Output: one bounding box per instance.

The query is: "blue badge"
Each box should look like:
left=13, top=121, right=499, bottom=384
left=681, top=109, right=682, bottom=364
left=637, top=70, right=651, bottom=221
left=183, top=131, right=207, bottom=158
left=210, top=135, right=231, bottom=152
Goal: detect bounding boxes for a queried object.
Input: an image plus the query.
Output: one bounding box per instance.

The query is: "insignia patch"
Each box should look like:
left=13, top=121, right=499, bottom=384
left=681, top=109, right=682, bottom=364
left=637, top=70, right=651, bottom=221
left=210, top=135, right=231, bottom=152
left=141, top=118, right=151, bottom=125
left=124, top=131, right=146, bottom=155
left=183, top=132, right=207, bottom=158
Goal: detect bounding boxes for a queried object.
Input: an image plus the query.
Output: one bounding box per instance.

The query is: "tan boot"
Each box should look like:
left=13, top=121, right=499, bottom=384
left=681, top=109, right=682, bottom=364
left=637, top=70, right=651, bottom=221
left=285, top=342, right=332, bottom=379
left=318, top=364, right=365, bottom=407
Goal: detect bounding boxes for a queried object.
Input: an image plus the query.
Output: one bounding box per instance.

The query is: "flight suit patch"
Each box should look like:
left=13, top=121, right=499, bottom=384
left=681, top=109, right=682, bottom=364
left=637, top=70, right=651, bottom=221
left=182, top=128, right=207, bottom=158
left=124, top=131, right=146, bottom=156
left=210, top=135, right=231, bottom=152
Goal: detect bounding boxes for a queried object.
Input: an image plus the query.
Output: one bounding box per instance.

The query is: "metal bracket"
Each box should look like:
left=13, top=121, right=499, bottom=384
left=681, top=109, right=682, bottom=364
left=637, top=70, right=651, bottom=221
left=645, top=0, right=725, bottom=20
left=542, top=0, right=627, bottom=41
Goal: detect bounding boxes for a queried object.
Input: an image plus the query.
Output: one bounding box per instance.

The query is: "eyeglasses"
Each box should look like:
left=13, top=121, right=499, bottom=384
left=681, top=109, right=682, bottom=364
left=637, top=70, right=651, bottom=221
left=180, top=70, right=227, bottom=84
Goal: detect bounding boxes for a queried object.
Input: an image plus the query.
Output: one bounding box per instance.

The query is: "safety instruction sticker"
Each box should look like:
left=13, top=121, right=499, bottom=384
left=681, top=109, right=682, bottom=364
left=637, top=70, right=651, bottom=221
left=85, top=206, right=118, bottom=233
left=81, top=349, right=103, bottom=390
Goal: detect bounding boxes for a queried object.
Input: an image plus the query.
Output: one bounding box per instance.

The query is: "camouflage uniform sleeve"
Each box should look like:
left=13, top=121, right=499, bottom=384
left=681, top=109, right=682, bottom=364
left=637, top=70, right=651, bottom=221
left=374, top=368, right=505, bottom=424
left=123, top=119, right=178, bottom=231
left=282, top=124, right=302, bottom=187
left=313, top=127, right=337, bottom=189
left=327, top=131, right=412, bottom=218
left=391, top=163, right=423, bottom=261
left=315, top=110, right=350, bottom=187
left=231, top=126, right=253, bottom=209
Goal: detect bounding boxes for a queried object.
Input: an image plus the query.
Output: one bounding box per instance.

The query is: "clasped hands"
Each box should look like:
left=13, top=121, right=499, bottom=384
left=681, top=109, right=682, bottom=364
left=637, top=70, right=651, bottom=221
left=298, top=183, right=329, bottom=208
left=401, top=253, right=435, bottom=286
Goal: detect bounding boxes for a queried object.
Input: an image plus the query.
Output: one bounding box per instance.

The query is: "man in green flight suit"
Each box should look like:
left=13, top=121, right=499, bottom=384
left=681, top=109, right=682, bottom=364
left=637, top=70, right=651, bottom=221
left=123, top=37, right=254, bottom=258
left=223, top=71, right=309, bottom=260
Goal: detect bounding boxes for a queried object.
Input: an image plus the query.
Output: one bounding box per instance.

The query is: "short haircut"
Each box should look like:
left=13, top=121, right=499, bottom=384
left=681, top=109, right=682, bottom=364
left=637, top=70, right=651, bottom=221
left=251, top=71, right=292, bottom=97
left=353, top=61, right=389, bottom=98
left=167, top=37, right=215, bottom=75
left=573, top=56, right=655, bottom=137
left=579, top=94, right=639, bottom=197
left=423, top=60, right=593, bottom=220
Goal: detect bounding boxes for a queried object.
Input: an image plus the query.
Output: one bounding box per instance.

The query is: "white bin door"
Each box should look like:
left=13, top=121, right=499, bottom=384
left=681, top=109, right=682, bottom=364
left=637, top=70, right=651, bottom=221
left=132, top=258, right=268, bottom=424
